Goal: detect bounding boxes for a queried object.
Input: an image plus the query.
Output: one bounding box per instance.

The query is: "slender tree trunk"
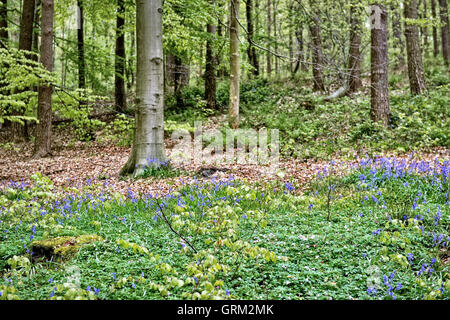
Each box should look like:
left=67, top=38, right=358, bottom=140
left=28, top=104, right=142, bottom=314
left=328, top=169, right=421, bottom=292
left=0, top=0, right=7, bottom=47
left=392, top=4, right=406, bottom=66
left=121, top=0, right=166, bottom=177
left=205, top=2, right=217, bottom=110
left=422, top=0, right=429, bottom=49
left=13, top=0, right=35, bottom=140
left=127, top=30, right=136, bottom=90
left=115, top=0, right=126, bottom=112
left=431, top=0, right=440, bottom=57
left=77, top=0, right=85, bottom=91
left=370, top=4, right=390, bottom=127
left=439, top=0, right=449, bottom=64
left=348, top=3, right=362, bottom=93
left=404, top=0, right=427, bottom=95
left=309, top=0, right=325, bottom=92
left=267, top=0, right=272, bottom=75
left=33, top=0, right=53, bottom=158
left=273, top=0, right=278, bottom=75
left=229, top=0, right=240, bottom=129
left=246, top=0, right=259, bottom=76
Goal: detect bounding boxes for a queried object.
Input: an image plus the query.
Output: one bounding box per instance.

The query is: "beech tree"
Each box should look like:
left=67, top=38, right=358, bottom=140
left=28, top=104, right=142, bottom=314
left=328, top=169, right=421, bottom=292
left=33, top=0, right=54, bottom=158
left=115, top=0, right=126, bottom=112
left=205, top=0, right=217, bottom=110
left=229, top=0, right=240, bottom=129
left=439, top=0, right=449, bottom=64
left=370, top=3, right=390, bottom=127
left=404, top=0, right=427, bottom=95
left=348, top=1, right=362, bottom=94
left=431, top=0, right=439, bottom=57
left=120, top=0, right=166, bottom=176
left=309, top=0, right=325, bottom=92
left=77, top=0, right=86, bottom=92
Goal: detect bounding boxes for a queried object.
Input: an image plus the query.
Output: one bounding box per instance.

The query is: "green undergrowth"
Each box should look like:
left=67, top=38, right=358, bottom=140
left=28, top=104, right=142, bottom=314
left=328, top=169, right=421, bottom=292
left=0, top=158, right=448, bottom=300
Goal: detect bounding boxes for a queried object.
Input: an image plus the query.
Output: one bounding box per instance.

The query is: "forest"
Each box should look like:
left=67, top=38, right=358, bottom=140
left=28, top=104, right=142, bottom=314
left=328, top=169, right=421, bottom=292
left=0, top=0, right=448, bottom=302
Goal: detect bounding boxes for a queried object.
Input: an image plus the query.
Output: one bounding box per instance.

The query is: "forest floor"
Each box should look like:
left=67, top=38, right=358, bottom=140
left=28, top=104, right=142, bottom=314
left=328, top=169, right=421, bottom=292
left=1, top=125, right=448, bottom=195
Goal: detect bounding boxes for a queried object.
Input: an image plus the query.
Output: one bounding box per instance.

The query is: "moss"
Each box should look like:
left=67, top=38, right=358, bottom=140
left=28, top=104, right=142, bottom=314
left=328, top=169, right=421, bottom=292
left=31, top=235, right=103, bottom=262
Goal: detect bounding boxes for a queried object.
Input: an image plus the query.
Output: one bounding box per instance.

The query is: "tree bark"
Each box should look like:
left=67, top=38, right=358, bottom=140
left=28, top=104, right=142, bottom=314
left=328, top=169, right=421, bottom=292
left=33, top=0, right=53, bottom=158
left=439, top=0, right=449, bottom=64
left=229, top=0, right=240, bottom=129
left=431, top=0, right=440, bottom=57
left=309, top=0, right=325, bottom=92
left=77, top=0, right=86, bottom=91
left=205, top=1, right=217, bottom=110
left=0, top=0, right=7, bottom=47
left=392, top=4, right=406, bottom=66
left=115, top=0, right=127, bottom=112
left=348, top=3, right=362, bottom=93
left=246, top=0, right=259, bottom=76
left=127, top=30, right=136, bottom=90
left=267, top=0, right=272, bottom=75
left=421, top=0, right=429, bottom=49
left=404, top=0, right=427, bottom=95
left=370, top=4, right=390, bottom=127
left=120, top=0, right=166, bottom=177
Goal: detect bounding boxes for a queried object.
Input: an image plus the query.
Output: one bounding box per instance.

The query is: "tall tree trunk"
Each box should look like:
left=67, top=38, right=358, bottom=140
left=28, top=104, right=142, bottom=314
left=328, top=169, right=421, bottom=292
left=309, top=0, right=325, bottom=92
left=14, top=0, right=35, bottom=140
left=229, top=0, right=240, bottom=129
left=370, top=4, right=390, bottom=127
left=431, top=0, right=440, bottom=57
left=0, top=0, right=7, bottom=47
left=127, top=30, right=136, bottom=90
left=348, top=2, right=362, bottom=93
left=422, top=0, right=429, bottom=49
left=77, top=0, right=85, bottom=91
left=439, top=0, right=449, bottom=64
left=404, top=0, right=427, bottom=95
left=115, top=0, right=126, bottom=112
left=246, top=0, right=259, bottom=76
left=273, top=0, right=278, bottom=75
left=120, top=0, right=166, bottom=177
left=205, top=1, right=217, bottom=110
left=392, top=4, right=406, bottom=66
left=33, top=0, right=53, bottom=158
left=267, top=0, right=272, bottom=75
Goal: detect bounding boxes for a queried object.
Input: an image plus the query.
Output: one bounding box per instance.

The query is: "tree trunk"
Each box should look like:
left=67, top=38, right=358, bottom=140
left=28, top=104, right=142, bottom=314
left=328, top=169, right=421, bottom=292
left=13, top=0, right=35, bottom=140
left=229, top=0, right=240, bottom=129
left=0, top=0, right=7, bottom=47
left=77, top=0, right=85, bottom=91
left=115, top=0, right=126, bottom=112
left=266, top=0, right=272, bottom=75
left=392, top=4, right=406, bottom=66
left=205, top=2, right=217, bottom=110
left=439, top=0, right=449, bottom=64
left=246, top=0, right=259, bottom=76
left=348, top=3, right=362, bottom=93
left=431, top=0, right=440, bottom=57
left=127, top=30, right=136, bottom=90
left=33, top=0, right=53, bottom=158
left=370, top=4, right=390, bottom=127
left=404, top=0, right=427, bottom=95
left=120, top=0, right=166, bottom=177
left=309, top=0, right=325, bottom=92
left=421, top=0, right=428, bottom=49
left=273, top=0, right=278, bottom=75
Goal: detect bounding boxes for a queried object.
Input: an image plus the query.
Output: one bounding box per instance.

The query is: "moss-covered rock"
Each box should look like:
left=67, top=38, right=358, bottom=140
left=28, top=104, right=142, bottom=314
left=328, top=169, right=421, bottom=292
left=31, top=235, right=103, bottom=262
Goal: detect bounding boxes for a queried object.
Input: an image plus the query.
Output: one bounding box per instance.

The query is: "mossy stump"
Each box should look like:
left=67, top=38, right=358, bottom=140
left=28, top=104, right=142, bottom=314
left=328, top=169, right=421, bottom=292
left=31, top=235, right=103, bottom=262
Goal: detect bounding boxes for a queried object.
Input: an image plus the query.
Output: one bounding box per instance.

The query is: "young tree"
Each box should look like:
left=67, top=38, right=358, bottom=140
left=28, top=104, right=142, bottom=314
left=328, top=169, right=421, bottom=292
left=120, top=0, right=166, bottom=176
left=229, top=0, right=240, bottom=129
left=391, top=4, right=405, bottom=66
left=77, top=0, right=86, bottom=91
left=267, top=0, right=272, bottom=75
left=115, top=0, right=127, bottom=112
left=431, top=0, right=439, bottom=57
left=0, top=0, right=7, bottom=47
left=404, top=0, right=427, bottom=95
left=246, top=0, right=259, bottom=76
left=370, top=3, right=390, bottom=127
left=205, top=0, right=217, bottom=110
left=348, top=2, right=363, bottom=93
left=13, top=0, right=36, bottom=139
left=439, top=0, right=449, bottom=64
left=33, top=0, right=54, bottom=158
left=309, top=0, right=325, bottom=92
